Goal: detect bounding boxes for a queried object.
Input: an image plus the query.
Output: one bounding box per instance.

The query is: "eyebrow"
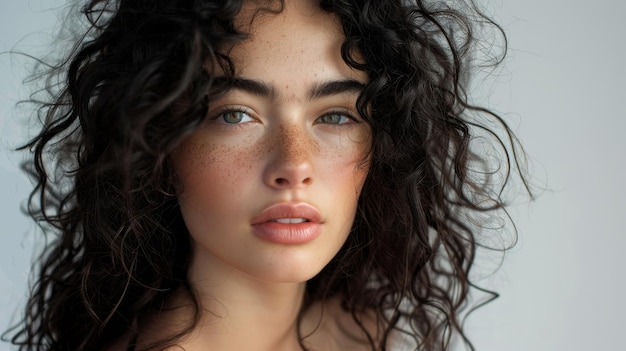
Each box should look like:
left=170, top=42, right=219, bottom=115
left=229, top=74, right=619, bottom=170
left=210, top=76, right=365, bottom=100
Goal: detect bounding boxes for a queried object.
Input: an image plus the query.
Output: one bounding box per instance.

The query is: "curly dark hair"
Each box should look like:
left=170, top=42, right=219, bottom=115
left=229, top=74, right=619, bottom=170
left=4, top=0, right=530, bottom=350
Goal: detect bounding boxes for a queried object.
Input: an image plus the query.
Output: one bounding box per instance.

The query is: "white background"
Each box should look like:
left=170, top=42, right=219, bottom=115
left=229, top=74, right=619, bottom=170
left=1, top=1, right=625, bottom=350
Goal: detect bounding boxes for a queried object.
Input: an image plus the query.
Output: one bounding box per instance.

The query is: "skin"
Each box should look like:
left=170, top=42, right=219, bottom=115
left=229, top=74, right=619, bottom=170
left=141, top=0, right=377, bottom=350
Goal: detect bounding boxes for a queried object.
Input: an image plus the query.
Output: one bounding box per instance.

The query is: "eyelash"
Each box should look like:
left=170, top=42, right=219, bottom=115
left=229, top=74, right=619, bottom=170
left=315, top=110, right=360, bottom=126
left=210, top=106, right=255, bottom=125
left=208, top=106, right=361, bottom=127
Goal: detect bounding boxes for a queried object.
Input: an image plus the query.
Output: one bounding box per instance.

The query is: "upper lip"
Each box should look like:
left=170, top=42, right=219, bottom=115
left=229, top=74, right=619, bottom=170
left=251, top=202, right=322, bottom=224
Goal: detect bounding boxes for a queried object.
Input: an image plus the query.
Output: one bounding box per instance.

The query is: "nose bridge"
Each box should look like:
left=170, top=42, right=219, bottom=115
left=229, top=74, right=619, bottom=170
left=264, top=122, right=315, bottom=188
left=277, top=123, right=311, bottom=164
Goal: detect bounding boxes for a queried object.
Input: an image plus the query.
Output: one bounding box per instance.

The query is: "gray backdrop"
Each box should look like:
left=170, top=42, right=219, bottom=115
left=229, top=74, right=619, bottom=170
left=1, top=1, right=624, bottom=350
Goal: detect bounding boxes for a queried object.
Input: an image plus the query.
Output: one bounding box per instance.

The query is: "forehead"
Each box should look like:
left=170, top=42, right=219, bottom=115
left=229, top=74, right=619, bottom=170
left=227, top=0, right=366, bottom=87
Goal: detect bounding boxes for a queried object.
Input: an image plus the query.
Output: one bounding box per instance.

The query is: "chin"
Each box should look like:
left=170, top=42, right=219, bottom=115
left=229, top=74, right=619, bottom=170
left=241, top=251, right=333, bottom=284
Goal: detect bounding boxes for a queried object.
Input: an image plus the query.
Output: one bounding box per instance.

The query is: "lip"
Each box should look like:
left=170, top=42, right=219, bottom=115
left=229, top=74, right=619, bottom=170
left=251, top=203, right=322, bottom=244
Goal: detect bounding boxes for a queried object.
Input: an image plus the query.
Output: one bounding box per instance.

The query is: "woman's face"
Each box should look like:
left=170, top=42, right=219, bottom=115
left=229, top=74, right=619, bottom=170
left=172, top=0, right=370, bottom=285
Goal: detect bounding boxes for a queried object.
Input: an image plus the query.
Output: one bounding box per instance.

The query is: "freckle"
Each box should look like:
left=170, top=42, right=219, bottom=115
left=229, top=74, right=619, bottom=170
left=193, top=142, right=214, bottom=167
left=263, top=137, right=275, bottom=156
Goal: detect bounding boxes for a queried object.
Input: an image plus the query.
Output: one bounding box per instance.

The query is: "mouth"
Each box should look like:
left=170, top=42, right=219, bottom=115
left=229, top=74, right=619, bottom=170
left=251, top=203, right=322, bottom=225
left=251, top=203, right=322, bottom=244
left=269, top=218, right=309, bottom=224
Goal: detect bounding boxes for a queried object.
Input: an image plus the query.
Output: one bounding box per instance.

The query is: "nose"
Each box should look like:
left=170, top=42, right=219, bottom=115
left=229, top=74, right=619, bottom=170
left=263, top=124, right=315, bottom=189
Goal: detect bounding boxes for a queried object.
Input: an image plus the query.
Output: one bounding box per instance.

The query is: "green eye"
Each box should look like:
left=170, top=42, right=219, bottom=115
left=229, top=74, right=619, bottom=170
left=318, top=113, right=352, bottom=124
left=219, top=110, right=252, bottom=124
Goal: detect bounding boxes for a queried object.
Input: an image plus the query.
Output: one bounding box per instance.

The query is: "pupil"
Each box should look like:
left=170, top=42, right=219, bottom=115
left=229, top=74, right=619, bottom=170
left=224, top=112, right=243, bottom=124
left=324, top=114, right=341, bottom=124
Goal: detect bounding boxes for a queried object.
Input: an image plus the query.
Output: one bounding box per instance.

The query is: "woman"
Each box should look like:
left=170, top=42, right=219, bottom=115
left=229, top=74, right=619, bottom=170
left=6, top=0, right=529, bottom=350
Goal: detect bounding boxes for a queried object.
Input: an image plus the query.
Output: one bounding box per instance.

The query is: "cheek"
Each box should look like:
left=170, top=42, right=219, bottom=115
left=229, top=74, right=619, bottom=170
left=318, top=131, right=371, bottom=192
left=173, top=138, right=258, bottom=202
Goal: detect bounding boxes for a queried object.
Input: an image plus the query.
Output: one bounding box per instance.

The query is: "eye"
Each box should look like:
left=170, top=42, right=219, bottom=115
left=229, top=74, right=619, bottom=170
left=214, top=108, right=255, bottom=124
left=316, top=112, right=355, bottom=125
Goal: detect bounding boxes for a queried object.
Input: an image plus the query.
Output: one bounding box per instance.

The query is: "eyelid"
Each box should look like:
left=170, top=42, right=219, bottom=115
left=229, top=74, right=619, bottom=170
left=208, top=105, right=256, bottom=123
left=317, top=108, right=362, bottom=124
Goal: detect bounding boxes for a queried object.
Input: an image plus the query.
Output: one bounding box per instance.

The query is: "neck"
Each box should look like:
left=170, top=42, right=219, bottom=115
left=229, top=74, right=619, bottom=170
left=194, top=274, right=307, bottom=350
left=142, top=251, right=313, bottom=351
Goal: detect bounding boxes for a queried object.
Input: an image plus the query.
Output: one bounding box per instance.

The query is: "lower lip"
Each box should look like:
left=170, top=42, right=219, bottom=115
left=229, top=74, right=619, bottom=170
left=252, top=222, right=322, bottom=244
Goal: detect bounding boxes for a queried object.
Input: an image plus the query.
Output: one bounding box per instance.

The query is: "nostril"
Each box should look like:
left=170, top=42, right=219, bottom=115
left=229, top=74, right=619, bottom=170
left=273, top=176, right=312, bottom=187
left=275, top=178, right=289, bottom=186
